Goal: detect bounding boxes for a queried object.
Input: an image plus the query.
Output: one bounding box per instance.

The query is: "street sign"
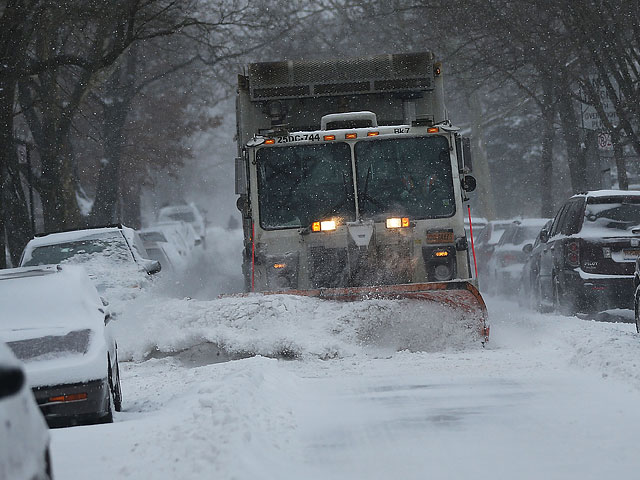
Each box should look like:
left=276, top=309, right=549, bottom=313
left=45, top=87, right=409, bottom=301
left=580, top=75, right=619, bottom=131
left=597, top=132, right=613, bottom=151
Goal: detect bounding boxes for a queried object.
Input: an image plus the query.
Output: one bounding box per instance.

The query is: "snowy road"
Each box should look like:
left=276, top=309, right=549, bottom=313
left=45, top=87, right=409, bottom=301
left=49, top=291, right=640, bottom=480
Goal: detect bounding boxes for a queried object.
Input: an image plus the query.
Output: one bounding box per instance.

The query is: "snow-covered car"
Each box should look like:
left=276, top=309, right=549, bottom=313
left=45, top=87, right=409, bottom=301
left=0, top=341, right=52, bottom=479
left=157, top=203, right=206, bottom=243
left=143, top=241, right=176, bottom=273
left=539, top=190, right=640, bottom=314
left=156, top=220, right=201, bottom=250
left=139, top=228, right=185, bottom=271
left=0, top=265, right=122, bottom=427
left=474, top=219, right=516, bottom=283
left=19, top=224, right=161, bottom=295
left=485, top=218, right=550, bottom=296
left=520, top=219, right=553, bottom=310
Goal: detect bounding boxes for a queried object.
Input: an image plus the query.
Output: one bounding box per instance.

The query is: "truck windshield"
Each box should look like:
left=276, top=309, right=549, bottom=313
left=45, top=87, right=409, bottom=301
left=354, top=136, right=455, bottom=219
left=257, top=143, right=354, bottom=229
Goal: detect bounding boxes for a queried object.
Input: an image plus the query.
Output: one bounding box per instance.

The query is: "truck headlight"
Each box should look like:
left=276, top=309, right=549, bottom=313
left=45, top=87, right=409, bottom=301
left=386, top=217, right=410, bottom=229
left=312, top=220, right=337, bottom=232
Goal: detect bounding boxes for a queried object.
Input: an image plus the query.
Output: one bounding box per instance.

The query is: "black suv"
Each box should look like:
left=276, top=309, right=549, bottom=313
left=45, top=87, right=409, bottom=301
left=537, top=190, right=640, bottom=314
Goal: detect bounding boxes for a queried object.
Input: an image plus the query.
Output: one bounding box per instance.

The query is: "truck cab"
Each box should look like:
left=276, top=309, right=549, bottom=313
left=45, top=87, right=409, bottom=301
left=235, top=53, right=477, bottom=293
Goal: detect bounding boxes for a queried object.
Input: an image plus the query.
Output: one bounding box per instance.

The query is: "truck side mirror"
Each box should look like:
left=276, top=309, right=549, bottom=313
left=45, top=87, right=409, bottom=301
left=462, top=137, right=473, bottom=172
left=461, top=175, right=477, bottom=192
left=235, top=157, right=247, bottom=195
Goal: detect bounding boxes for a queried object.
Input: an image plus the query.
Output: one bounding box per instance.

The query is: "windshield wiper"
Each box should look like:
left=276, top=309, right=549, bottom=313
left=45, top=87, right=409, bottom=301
left=358, top=166, right=384, bottom=213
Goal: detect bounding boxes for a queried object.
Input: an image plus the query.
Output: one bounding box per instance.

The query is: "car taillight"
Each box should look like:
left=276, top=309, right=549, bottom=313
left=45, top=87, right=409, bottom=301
left=566, top=240, right=580, bottom=267
left=501, top=253, right=517, bottom=267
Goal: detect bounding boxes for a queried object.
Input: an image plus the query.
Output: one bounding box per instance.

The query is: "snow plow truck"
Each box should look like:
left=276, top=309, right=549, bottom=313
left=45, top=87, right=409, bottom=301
left=234, top=52, right=489, bottom=342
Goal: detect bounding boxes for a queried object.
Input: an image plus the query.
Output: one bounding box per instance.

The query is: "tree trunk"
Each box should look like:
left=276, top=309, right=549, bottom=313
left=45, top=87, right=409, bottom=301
left=90, top=47, right=138, bottom=226
left=540, top=77, right=556, bottom=217
left=611, top=129, right=628, bottom=190
left=556, top=75, right=588, bottom=195
left=468, top=90, right=496, bottom=220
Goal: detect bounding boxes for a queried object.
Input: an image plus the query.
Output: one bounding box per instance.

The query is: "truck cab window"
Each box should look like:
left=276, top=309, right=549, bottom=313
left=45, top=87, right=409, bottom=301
left=354, top=136, right=455, bottom=220
left=256, top=142, right=354, bottom=229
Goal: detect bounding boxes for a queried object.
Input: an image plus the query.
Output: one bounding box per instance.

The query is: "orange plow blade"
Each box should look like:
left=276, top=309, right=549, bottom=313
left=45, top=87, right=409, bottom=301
left=262, top=281, right=489, bottom=343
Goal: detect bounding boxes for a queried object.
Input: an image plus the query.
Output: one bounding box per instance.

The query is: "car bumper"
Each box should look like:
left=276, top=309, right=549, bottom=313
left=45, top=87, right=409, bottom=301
left=32, top=378, right=110, bottom=428
left=565, top=270, right=634, bottom=310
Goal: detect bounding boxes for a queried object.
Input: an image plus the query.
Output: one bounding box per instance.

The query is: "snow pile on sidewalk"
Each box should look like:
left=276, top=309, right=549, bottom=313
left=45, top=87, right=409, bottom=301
left=115, top=292, right=483, bottom=362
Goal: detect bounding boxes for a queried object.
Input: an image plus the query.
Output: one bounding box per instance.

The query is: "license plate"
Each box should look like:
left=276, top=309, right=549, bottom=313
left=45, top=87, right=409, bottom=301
left=623, top=249, right=640, bottom=259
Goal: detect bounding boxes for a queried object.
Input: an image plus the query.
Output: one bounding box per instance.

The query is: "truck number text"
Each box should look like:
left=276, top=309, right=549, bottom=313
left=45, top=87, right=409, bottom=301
left=277, top=133, right=321, bottom=143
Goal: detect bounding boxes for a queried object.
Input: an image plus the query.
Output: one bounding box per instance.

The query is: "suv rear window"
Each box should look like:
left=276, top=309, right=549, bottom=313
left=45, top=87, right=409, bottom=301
left=581, top=196, right=640, bottom=234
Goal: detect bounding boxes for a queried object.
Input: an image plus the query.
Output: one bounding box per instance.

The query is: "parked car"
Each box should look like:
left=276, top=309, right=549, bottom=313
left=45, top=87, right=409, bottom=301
left=0, top=265, right=122, bottom=427
left=157, top=203, right=206, bottom=244
left=474, top=219, right=515, bottom=285
left=538, top=190, right=640, bottom=314
left=464, top=216, right=488, bottom=278
left=0, top=341, right=52, bottom=479
left=520, top=219, right=553, bottom=310
left=19, top=224, right=161, bottom=295
left=485, top=218, right=550, bottom=296
left=139, top=227, right=187, bottom=271
left=143, top=241, right=176, bottom=273
left=634, top=259, right=640, bottom=332
left=154, top=220, right=201, bottom=252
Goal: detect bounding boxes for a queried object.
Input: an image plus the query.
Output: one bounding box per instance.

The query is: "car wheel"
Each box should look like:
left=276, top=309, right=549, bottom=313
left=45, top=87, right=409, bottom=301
left=108, top=354, right=122, bottom=413
left=634, top=285, right=640, bottom=334
left=553, top=276, right=574, bottom=316
left=112, top=357, right=123, bottom=412
left=41, top=446, right=52, bottom=480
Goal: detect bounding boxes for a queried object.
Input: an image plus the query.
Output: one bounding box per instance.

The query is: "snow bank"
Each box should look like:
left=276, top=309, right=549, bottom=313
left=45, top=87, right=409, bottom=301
left=115, top=291, right=483, bottom=362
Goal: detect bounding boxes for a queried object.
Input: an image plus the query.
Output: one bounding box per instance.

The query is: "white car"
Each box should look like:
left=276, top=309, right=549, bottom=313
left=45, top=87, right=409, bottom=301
left=19, top=225, right=161, bottom=299
left=157, top=203, right=206, bottom=243
left=0, top=265, right=122, bottom=427
left=0, top=341, right=52, bottom=479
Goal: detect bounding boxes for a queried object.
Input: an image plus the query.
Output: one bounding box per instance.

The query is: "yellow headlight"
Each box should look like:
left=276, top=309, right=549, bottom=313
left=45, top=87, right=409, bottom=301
left=386, top=217, right=402, bottom=229
left=386, top=217, right=410, bottom=229
left=320, top=220, right=336, bottom=231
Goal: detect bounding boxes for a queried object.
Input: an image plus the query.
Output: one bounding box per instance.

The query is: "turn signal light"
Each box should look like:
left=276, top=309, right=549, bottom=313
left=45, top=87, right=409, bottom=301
left=386, top=217, right=410, bottom=229
left=312, top=220, right=337, bottom=232
left=427, top=127, right=439, bottom=133
left=434, top=250, right=449, bottom=257
left=264, top=139, right=276, bottom=144
left=49, top=392, right=88, bottom=403
left=273, top=263, right=287, bottom=269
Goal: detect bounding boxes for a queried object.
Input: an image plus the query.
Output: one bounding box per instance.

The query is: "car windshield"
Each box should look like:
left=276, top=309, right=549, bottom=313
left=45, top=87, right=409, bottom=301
left=7, top=329, right=92, bottom=362
left=140, top=231, right=168, bottom=243
left=163, top=211, right=196, bottom=223
left=257, top=142, right=354, bottom=229
left=354, top=136, right=455, bottom=219
left=508, top=226, right=544, bottom=245
left=22, top=233, right=132, bottom=266
left=582, top=197, right=640, bottom=233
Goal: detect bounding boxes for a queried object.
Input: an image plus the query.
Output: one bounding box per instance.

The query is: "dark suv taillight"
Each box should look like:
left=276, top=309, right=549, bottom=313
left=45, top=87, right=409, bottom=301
left=566, top=240, right=580, bottom=267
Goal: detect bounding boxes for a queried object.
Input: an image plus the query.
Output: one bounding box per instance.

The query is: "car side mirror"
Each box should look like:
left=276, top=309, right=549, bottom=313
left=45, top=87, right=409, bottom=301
left=539, top=229, right=549, bottom=243
left=143, top=259, right=162, bottom=275
left=0, top=366, right=25, bottom=399
left=522, top=243, right=533, bottom=254
left=461, top=175, right=477, bottom=192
